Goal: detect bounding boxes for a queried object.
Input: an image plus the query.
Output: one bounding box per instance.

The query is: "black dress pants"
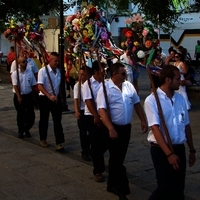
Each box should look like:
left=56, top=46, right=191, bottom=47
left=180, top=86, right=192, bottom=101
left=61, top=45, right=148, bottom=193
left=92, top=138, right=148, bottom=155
left=13, top=92, right=35, bottom=134
left=149, top=144, right=186, bottom=200
left=39, top=95, right=65, bottom=145
left=77, top=110, right=91, bottom=156
left=85, top=115, right=108, bottom=175
left=107, top=123, right=131, bottom=196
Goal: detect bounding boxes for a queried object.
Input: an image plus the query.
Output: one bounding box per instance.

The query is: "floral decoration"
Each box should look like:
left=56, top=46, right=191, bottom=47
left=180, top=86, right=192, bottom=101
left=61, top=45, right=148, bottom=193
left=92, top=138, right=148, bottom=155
left=122, top=13, right=159, bottom=64
left=64, top=5, right=123, bottom=59
left=25, top=18, right=44, bottom=43
left=4, top=19, right=25, bottom=43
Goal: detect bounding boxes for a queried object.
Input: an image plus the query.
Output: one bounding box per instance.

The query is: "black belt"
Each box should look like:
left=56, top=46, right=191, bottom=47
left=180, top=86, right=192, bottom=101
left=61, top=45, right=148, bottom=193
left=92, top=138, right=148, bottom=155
left=150, top=142, right=184, bottom=148
left=112, top=123, right=131, bottom=128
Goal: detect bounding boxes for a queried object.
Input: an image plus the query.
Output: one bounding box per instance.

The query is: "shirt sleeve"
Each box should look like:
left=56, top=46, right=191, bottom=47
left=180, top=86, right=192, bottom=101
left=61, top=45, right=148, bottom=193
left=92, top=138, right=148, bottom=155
left=37, top=68, right=45, bottom=84
left=82, top=80, right=92, bottom=100
left=73, top=82, right=79, bottom=99
left=96, top=86, right=106, bottom=110
left=11, top=71, right=17, bottom=86
left=10, top=60, right=17, bottom=74
left=144, top=96, right=160, bottom=127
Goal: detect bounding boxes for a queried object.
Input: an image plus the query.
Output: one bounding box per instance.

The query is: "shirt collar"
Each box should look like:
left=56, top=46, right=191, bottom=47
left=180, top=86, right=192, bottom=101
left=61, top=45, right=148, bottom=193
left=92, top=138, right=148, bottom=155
left=157, top=87, right=176, bottom=101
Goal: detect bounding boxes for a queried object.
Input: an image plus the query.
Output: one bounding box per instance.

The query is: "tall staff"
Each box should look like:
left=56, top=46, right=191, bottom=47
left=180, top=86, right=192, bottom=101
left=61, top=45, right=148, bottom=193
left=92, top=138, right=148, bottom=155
left=96, top=49, right=111, bottom=120
left=14, top=41, right=20, bottom=94
left=146, top=50, right=174, bottom=153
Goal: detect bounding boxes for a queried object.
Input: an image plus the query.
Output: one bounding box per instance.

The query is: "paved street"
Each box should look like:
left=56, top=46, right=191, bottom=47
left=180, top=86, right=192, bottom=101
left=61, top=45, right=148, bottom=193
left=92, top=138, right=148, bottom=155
left=0, top=68, right=200, bottom=200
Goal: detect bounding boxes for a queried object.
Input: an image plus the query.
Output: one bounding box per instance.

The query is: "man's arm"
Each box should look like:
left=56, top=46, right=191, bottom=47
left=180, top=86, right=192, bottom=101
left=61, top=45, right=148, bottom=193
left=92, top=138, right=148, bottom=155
left=185, top=124, right=196, bottom=167
left=99, top=108, right=118, bottom=139
left=85, top=99, right=101, bottom=127
left=74, top=98, right=80, bottom=119
left=151, top=124, right=180, bottom=170
left=38, top=84, right=57, bottom=102
left=134, top=102, right=148, bottom=133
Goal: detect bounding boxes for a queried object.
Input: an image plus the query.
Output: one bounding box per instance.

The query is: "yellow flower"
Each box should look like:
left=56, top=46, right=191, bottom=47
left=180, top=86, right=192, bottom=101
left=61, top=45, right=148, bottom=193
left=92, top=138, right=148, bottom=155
left=134, top=41, right=139, bottom=46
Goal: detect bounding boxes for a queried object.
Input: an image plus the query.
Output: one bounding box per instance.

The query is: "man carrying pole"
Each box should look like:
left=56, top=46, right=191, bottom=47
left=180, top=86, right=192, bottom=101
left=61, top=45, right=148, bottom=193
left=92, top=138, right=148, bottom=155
left=144, top=65, right=196, bottom=200
left=96, top=62, right=148, bottom=200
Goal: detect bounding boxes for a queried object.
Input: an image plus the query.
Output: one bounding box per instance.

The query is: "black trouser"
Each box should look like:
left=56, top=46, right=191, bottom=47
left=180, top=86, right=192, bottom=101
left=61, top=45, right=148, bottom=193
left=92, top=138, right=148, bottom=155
left=39, top=95, right=65, bottom=145
left=149, top=144, right=186, bottom=200
left=107, top=123, right=131, bottom=196
left=196, top=53, right=200, bottom=69
left=13, top=92, right=35, bottom=134
left=85, top=115, right=108, bottom=175
left=77, top=110, right=91, bottom=156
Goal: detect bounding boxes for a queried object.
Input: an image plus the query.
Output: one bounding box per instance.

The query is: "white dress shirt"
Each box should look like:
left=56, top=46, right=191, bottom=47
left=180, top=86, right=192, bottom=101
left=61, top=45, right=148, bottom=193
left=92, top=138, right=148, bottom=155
left=144, top=87, right=189, bottom=145
left=97, top=79, right=140, bottom=125
left=74, top=81, right=85, bottom=110
left=37, top=65, right=61, bottom=96
left=82, top=76, right=102, bottom=115
left=11, top=68, right=36, bottom=94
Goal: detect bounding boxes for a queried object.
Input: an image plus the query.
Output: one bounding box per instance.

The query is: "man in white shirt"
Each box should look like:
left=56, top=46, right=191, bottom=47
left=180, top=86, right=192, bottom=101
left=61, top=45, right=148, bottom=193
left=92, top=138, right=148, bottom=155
left=96, top=62, right=148, bottom=200
left=144, top=65, right=196, bottom=200
left=11, top=57, right=36, bottom=139
left=82, top=60, right=108, bottom=182
left=37, top=52, right=65, bottom=151
left=74, top=67, right=91, bottom=161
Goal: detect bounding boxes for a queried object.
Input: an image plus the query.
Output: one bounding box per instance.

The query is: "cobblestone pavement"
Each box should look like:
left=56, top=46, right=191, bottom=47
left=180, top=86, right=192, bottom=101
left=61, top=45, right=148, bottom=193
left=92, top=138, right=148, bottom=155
left=0, top=68, right=200, bottom=200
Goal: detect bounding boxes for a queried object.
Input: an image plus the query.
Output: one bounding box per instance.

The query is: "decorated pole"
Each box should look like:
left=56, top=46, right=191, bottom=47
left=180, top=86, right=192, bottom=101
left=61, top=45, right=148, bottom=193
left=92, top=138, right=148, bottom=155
left=96, top=49, right=111, bottom=119
left=14, top=40, right=21, bottom=93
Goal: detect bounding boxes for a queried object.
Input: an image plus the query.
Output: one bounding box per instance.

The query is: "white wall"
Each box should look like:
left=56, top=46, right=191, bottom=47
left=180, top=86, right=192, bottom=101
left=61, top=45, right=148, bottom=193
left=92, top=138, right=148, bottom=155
left=43, top=29, right=60, bottom=53
left=0, top=33, right=14, bottom=56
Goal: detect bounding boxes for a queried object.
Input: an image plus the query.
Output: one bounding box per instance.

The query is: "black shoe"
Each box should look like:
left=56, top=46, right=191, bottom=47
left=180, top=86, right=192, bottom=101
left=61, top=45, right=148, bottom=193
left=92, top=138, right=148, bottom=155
left=25, top=131, right=32, bottom=138
left=107, top=186, right=120, bottom=196
left=82, top=154, right=92, bottom=161
left=119, top=194, right=129, bottom=200
left=18, top=133, right=24, bottom=139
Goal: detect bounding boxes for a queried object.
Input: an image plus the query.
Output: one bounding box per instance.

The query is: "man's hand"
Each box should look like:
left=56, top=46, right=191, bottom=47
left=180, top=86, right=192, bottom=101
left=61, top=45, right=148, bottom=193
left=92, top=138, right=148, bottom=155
left=94, top=115, right=102, bottom=127
left=49, top=95, right=58, bottom=103
left=141, top=120, right=148, bottom=133
left=109, top=128, right=118, bottom=139
left=167, top=154, right=180, bottom=170
left=17, top=95, right=22, bottom=104
left=75, top=111, right=80, bottom=119
left=189, top=153, right=196, bottom=167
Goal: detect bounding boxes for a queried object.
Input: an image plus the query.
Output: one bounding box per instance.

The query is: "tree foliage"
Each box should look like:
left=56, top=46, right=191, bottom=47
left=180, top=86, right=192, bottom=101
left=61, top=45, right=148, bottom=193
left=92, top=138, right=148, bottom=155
left=1, top=0, right=200, bottom=33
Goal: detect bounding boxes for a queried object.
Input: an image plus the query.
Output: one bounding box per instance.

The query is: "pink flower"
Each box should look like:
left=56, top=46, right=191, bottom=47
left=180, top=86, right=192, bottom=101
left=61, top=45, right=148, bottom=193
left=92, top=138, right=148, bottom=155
left=66, top=15, right=73, bottom=23
left=154, top=29, right=159, bottom=33
left=142, top=28, right=149, bottom=37
left=125, top=18, right=133, bottom=24
left=132, top=13, right=144, bottom=23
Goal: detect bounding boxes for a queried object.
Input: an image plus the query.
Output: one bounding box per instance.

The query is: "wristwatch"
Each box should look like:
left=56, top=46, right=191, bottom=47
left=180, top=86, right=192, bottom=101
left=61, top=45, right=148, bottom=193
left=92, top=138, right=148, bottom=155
left=189, top=149, right=196, bottom=154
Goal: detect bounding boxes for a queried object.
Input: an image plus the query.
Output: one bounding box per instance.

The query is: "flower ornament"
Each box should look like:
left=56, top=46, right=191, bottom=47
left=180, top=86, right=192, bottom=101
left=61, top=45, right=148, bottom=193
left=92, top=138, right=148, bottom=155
left=137, top=50, right=145, bottom=58
left=64, top=5, right=123, bottom=59
left=4, top=19, right=25, bottom=42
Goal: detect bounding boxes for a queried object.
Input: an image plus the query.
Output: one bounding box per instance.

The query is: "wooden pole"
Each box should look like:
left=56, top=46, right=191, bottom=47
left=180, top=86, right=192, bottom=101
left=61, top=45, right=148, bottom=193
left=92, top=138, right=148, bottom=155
left=96, top=49, right=111, bottom=120
left=146, top=64, right=174, bottom=153
left=14, top=41, right=20, bottom=94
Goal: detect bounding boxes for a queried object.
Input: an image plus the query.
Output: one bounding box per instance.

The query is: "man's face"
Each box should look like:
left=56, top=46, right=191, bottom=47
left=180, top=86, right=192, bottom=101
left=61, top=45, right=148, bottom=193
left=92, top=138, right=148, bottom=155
left=170, top=70, right=181, bottom=90
left=116, top=67, right=126, bottom=82
left=79, top=70, right=86, bottom=82
left=49, top=55, right=59, bottom=68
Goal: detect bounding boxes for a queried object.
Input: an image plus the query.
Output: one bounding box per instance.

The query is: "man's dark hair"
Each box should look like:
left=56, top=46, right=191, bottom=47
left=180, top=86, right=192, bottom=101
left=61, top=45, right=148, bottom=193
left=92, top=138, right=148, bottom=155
left=110, top=62, right=125, bottom=77
left=50, top=52, right=59, bottom=57
left=91, top=60, right=107, bottom=74
left=159, top=65, right=179, bottom=85
left=10, top=46, right=14, bottom=51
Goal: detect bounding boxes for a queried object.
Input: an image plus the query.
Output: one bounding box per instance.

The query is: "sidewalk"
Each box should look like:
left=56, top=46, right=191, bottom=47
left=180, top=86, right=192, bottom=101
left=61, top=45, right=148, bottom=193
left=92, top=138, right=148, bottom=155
left=0, top=69, right=200, bottom=200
